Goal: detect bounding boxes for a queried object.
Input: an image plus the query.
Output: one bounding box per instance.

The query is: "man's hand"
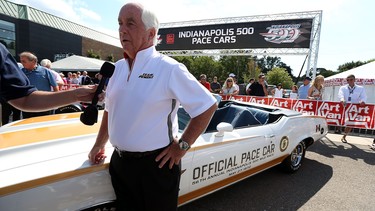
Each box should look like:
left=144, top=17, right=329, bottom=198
left=74, top=85, right=105, bottom=102
left=155, top=141, right=187, bottom=169
left=88, top=146, right=107, bottom=164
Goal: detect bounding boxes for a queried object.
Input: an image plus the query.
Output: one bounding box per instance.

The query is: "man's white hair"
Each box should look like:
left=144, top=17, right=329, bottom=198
left=141, top=6, right=159, bottom=46
left=40, top=59, right=52, bottom=68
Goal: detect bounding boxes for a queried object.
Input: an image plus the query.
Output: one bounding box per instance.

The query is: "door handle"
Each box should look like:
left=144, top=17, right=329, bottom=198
left=264, top=134, right=275, bottom=138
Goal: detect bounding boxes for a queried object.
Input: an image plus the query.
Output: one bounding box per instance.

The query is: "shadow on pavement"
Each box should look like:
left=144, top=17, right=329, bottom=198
left=310, top=137, right=375, bottom=166
left=179, top=157, right=332, bottom=211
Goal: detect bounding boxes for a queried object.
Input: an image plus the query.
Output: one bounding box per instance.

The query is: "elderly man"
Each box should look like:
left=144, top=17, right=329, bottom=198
left=88, top=3, right=217, bottom=210
left=20, top=52, right=59, bottom=118
left=298, top=76, right=312, bottom=99
left=40, top=58, right=65, bottom=90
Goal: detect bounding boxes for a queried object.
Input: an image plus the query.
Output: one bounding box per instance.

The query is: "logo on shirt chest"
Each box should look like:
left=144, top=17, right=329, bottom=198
left=138, top=73, right=154, bottom=79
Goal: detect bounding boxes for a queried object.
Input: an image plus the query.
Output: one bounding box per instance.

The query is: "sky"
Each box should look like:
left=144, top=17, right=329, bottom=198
left=8, top=0, right=375, bottom=77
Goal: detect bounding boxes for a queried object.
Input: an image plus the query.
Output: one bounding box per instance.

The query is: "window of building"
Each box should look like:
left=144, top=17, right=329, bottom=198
left=0, top=20, right=16, bottom=56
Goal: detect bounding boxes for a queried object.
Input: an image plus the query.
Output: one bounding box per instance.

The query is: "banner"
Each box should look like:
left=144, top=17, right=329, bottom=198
left=157, top=19, right=313, bottom=51
left=222, top=95, right=375, bottom=129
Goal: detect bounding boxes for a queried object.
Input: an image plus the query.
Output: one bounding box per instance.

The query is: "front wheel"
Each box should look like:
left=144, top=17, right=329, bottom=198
left=281, top=141, right=306, bottom=173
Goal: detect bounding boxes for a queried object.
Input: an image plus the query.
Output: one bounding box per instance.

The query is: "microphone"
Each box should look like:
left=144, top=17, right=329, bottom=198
left=80, top=61, right=115, bottom=125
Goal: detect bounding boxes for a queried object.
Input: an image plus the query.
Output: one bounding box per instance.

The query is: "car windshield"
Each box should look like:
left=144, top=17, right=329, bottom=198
left=178, top=94, right=221, bottom=132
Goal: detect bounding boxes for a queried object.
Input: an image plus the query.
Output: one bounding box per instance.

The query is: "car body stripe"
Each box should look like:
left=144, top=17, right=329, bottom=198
left=0, top=122, right=100, bottom=149
left=0, top=164, right=109, bottom=197
left=0, top=155, right=288, bottom=204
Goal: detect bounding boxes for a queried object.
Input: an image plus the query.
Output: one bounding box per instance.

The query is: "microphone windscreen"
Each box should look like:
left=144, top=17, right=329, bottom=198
left=100, top=62, right=115, bottom=78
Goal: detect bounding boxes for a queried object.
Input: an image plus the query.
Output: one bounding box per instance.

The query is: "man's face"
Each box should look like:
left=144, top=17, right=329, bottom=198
left=258, top=76, right=265, bottom=83
left=118, top=4, right=154, bottom=59
left=304, top=79, right=311, bottom=85
left=20, top=56, right=35, bottom=71
left=346, top=77, right=355, bottom=86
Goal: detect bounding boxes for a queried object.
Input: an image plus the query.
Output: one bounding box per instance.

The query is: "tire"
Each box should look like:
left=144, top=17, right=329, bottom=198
left=55, top=104, right=83, bottom=114
left=281, top=141, right=306, bottom=173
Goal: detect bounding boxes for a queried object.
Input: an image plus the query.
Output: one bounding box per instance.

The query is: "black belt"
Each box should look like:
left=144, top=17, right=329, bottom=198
left=115, top=146, right=166, bottom=158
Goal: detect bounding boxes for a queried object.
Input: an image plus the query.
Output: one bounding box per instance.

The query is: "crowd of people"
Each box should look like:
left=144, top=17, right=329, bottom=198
left=198, top=72, right=326, bottom=100
left=1, top=52, right=103, bottom=124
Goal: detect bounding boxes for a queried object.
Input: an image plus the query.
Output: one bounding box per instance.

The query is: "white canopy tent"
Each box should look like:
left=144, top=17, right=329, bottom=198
left=51, top=55, right=109, bottom=72
left=323, top=61, right=375, bottom=104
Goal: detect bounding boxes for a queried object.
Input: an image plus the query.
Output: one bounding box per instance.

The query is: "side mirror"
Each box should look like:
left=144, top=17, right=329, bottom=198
left=215, top=122, right=233, bottom=137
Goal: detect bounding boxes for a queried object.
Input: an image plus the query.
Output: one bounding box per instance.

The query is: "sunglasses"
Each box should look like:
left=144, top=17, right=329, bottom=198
left=227, top=80, right=233, bottom=82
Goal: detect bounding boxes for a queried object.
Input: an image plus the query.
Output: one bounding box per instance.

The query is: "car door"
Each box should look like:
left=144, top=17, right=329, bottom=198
left=179, top=123, right=277, bottom=203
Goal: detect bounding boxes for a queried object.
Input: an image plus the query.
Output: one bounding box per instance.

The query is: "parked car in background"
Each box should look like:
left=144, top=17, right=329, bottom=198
left=267, top=84, right=276, bottom=97
left=0, top=99, right=328, bottom=210
left=283, top=89, right=292, bottom=98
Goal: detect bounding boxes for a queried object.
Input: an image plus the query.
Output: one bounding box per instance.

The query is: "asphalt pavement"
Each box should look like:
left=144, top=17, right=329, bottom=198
left=179, top=133, right=375, bottom=211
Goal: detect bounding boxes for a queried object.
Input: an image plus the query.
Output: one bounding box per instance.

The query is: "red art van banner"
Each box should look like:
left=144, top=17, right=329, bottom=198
left=316, top=101, right=344, bottom=126
left=269, top=98, right=294, bottom=109
left=341, top=104, right=375, bottom=129
left=222, top=95, right=375, bottom=129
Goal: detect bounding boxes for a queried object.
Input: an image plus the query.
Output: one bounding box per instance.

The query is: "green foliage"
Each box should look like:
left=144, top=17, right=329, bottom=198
left=219, top=55, right=255, bottom=84
left=87, top=49, right=100, bottom=59
left=173, top=56, right=224, bottom=82
left=337, top=60, right=366, bottom=72
left=107, top=54, right=115, bottom=62
left=266, top=67, right=294, bottom=89
left=316, top=68, right=336, bottom=78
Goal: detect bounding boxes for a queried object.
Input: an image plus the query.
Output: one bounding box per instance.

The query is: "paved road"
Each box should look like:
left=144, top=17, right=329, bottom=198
left=179, top=133, right=375, bottom=211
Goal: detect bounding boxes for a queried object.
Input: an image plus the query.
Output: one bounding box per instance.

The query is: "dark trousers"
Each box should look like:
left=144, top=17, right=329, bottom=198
left=22, top=110, right=51, bottom=119
left=109, top=149, right=180, bottom=211
left=1, top=102, right=21, bottom=125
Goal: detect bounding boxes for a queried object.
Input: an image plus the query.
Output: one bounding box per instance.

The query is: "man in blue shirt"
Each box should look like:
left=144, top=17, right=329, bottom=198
left=20, top=52, right=59, bottom=118
left=0, top=43, right=98, bottom=124
left=298, top=77, right=312, bottom=99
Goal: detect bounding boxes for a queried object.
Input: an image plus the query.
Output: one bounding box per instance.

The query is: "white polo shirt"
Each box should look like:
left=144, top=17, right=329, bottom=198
left=338, top=84, right=367, bottom=103
left=105, top=46, right=216, bottom=152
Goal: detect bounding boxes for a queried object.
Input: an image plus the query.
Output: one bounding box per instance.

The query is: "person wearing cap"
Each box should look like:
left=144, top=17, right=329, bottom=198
left=298, top=76, right=312, bottom=99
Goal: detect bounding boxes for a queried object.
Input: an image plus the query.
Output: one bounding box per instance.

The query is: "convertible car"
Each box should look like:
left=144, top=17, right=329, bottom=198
left=0, top=99, right=327, bottom=210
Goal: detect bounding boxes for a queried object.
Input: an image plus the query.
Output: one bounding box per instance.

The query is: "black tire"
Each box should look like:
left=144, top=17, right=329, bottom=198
left=281, top=141, right=306, bottom=173
left=55, top=104, right=83, bottom=114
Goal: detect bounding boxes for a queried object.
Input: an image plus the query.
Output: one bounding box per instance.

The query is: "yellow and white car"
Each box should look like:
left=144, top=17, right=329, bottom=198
left=0, top=100, right=327, bottom=210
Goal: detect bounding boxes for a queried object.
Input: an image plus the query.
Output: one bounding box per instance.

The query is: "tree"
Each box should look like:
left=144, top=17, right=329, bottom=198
left=87, top=49, right=100, bottom=59
left=219, top=55, right=252, bottom=84
left=316, top=68, right=336, bottom=78
left=173, top=56, right=224, bottom=82
left=242, top=57, right=261, bottom=84
left=266, top=67, right=294, bottom=89
left=107, top=54, right=115, bottom=62
left=337, top=61, right=366, bottom=72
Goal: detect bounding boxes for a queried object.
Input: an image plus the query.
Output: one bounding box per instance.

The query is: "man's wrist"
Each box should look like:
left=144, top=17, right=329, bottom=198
left=178, top=138, right=191, bottom=151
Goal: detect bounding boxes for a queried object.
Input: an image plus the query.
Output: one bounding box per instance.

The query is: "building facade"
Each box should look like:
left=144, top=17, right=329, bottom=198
left=0, top=0, right=123, bottom=63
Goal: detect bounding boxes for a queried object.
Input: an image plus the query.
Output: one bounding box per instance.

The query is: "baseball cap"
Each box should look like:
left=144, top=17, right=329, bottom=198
left=304, top=77, right=312, bottom=81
